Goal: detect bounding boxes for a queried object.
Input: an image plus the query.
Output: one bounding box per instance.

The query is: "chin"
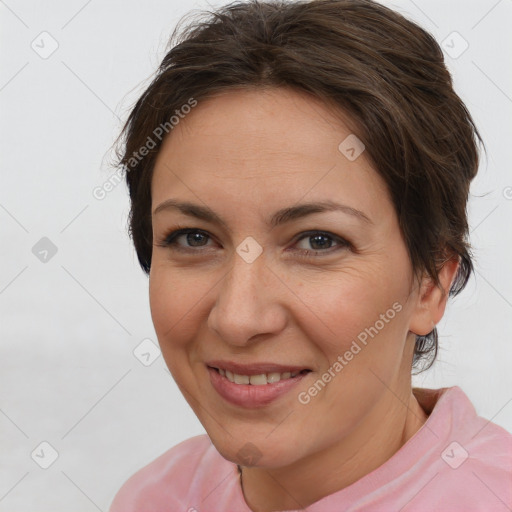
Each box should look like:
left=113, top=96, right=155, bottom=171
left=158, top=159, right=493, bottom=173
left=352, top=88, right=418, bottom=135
left=209, top=432, right=304, bottom=469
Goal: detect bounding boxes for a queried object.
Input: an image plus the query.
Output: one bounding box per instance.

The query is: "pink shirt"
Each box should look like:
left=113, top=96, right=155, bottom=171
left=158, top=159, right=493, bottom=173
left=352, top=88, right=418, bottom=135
left=110, top=386, right=512, bottom=511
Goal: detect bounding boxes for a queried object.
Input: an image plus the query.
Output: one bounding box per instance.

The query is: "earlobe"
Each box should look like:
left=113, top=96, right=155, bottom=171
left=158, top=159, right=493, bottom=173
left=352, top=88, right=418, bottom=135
left=409, top=257, right=460, bottom=336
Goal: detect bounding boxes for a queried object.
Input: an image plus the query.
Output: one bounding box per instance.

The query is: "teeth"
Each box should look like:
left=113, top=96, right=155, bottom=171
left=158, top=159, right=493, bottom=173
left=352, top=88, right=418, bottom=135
left=249, top=374, right=267, bottom=385
left=218, top=368, right=306, bottom=385
left=234, top=374, right=250, bottom=384
left=266, top=372, right=281, bottom=383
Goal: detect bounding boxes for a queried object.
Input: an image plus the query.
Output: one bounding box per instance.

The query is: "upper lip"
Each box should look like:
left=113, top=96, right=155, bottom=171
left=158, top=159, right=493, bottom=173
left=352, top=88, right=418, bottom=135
left=206, top=360, right=312, bottom=376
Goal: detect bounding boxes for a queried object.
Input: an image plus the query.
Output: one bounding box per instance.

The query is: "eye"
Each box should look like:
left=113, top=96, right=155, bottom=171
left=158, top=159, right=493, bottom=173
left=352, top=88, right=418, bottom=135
left=156, top=228, right=215, bottom=251
left=292, top=231, right=349, bottom=256
left=156, top=227, right=350, bottom=257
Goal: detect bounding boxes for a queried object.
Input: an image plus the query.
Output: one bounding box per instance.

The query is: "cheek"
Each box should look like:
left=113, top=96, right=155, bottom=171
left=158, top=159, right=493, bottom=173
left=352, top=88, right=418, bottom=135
left=295, top=264, right=404, bottom=350
left=296, top=275, right=409, bottom=417
left=149, top=268, right=174, bottom=340
left=295, top=271, right=411, bottom=405
left=148, top=265, right=210, bottom=353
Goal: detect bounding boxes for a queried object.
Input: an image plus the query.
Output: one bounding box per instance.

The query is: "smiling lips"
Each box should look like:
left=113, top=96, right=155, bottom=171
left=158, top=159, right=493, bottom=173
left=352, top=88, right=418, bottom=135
left=206, top=361, right=312, bottom=407
left=207, top=360, right=312, bottom=374
left=214, top=366, right=310, bottom=385
left=207, top=361, right=311, bottom=384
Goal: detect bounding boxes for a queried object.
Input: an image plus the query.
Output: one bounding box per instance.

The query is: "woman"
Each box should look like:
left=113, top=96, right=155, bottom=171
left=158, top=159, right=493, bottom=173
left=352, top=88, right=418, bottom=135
left=110, top=0, right=511, bottom=510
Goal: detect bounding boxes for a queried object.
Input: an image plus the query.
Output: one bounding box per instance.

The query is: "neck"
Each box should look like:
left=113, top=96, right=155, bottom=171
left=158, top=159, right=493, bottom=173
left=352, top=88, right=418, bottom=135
left=239, top=374, right=428, bottom=512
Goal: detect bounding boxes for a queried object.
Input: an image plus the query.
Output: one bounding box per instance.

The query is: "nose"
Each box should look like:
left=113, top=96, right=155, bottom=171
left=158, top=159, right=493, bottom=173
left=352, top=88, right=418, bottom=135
left=207, top=252, right=287, bottom=347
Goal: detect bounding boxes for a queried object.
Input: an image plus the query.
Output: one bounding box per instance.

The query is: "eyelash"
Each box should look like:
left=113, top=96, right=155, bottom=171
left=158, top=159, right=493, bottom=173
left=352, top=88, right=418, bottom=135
left=156, top=227, right=350, bottom=259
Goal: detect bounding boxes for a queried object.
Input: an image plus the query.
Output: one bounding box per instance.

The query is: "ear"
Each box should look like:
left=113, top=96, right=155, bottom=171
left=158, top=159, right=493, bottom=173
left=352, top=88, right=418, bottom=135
left=409, top=256, right=460, bottom=336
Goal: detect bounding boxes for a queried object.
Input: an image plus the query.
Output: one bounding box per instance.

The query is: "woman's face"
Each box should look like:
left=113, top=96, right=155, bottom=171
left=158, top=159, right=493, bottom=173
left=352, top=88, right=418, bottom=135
left=149, top=87, right=428, bottom=468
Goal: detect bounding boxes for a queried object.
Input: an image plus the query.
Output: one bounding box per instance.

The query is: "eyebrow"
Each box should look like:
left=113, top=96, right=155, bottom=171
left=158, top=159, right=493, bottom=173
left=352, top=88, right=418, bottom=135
left=152, top=199, right=373, bottom=228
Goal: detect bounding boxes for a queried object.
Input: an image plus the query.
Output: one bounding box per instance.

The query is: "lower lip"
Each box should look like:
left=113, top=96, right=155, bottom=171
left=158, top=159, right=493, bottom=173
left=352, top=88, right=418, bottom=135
left=207, top=367, right=310, bottom=408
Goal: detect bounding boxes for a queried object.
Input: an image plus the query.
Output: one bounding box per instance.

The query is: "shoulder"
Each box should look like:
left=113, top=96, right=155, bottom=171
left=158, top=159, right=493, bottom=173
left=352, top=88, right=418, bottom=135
left=436, top=386, right=512, bottom=464
left=415, top=386, right=512, bottom=510
left=109, top=434, right=224, bottom=512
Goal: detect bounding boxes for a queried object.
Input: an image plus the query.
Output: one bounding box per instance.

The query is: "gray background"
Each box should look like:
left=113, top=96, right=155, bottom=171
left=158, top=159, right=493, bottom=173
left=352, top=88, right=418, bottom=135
left=1, top=0, right=511, bottom=510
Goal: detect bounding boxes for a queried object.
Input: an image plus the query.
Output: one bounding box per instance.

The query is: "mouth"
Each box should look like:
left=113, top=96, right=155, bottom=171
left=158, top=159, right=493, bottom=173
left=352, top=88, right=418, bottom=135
left=208, top=366, right=312, bottom=385
left=206, top=362, right=313, bottom=408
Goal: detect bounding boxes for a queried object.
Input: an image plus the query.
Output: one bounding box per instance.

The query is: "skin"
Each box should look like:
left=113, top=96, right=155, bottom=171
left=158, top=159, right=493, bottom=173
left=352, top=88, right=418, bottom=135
left=149, top=87, right=459, bottom=512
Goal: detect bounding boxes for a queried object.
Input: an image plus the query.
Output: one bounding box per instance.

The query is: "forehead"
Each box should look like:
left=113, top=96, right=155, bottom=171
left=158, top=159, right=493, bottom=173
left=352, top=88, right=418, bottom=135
left=151, top=87, right=391, bottom=220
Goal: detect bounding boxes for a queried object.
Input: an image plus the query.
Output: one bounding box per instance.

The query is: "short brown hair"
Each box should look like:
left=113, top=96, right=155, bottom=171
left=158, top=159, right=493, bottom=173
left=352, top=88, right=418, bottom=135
left=116, top=0, right=484, bottom=372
